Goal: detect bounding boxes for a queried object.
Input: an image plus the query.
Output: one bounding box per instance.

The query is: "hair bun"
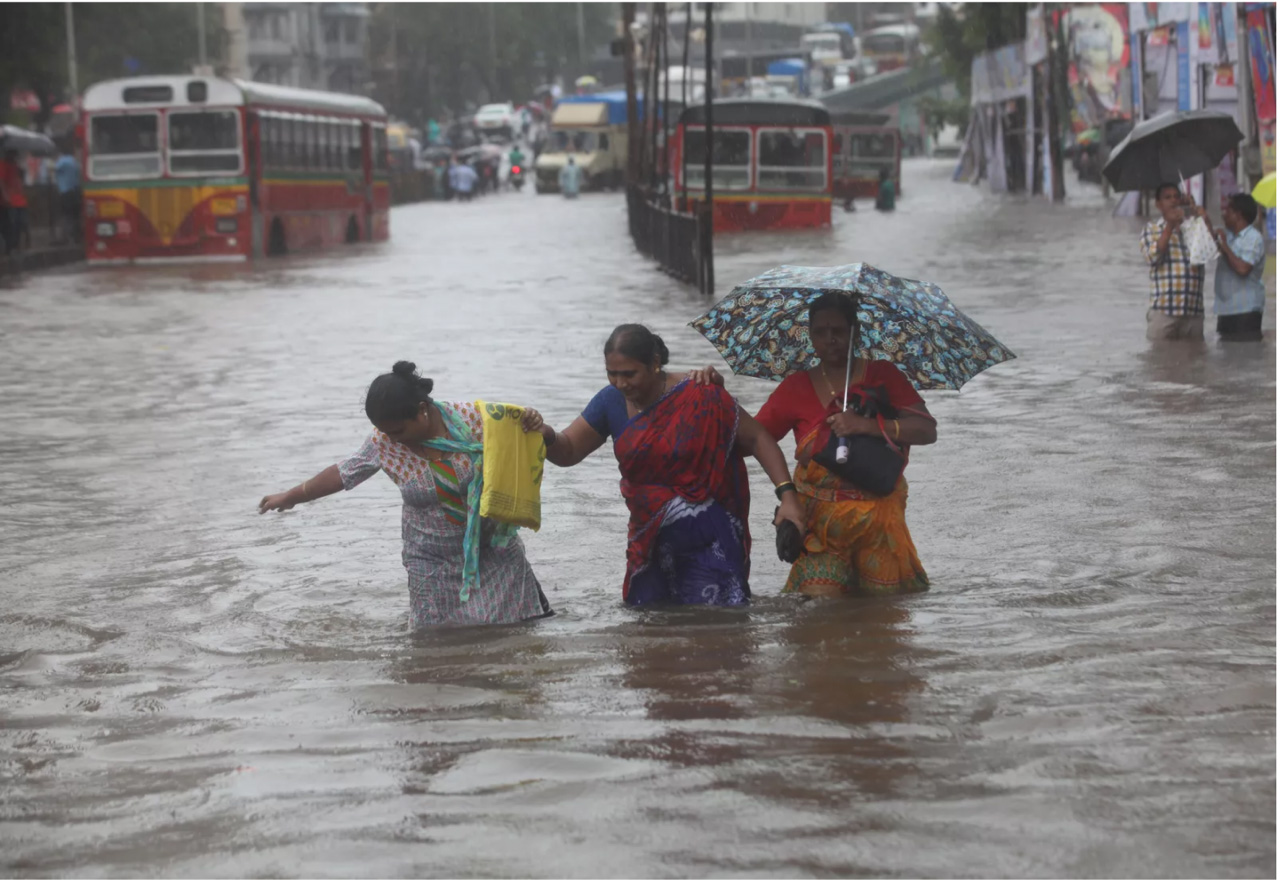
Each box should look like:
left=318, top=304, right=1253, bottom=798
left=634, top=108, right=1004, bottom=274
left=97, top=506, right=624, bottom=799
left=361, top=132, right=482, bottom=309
left=392, top=360, right=417, bottom=378
left=419, top=377, right=434, bottom=396
left=652, top=333, right=670, bottom=365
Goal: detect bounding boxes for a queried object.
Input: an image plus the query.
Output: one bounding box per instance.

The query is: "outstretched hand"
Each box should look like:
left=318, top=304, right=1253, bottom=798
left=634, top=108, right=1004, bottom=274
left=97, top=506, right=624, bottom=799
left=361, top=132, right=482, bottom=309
left=259, top=492, right=295, bottom=514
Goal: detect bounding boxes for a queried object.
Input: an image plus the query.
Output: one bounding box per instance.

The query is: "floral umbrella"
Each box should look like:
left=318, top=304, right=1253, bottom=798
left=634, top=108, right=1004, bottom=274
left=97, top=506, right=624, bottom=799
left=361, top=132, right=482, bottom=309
left=689, top=263, right=1016, bottom=391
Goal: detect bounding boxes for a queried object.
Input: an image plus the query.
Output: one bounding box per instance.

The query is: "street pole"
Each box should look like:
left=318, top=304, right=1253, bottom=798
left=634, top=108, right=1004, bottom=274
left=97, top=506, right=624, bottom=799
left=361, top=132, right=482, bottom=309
left=197, top=1, right=208, bottom=69
left=1235, top=5, right=1256, bottom=189
left=390, top=5, right=399, bottom=118
left=64, top=2, right=78, bottom=102
left=623, top=3, right=638, bottom=187
left=488, top=2, right=498, bottom=100
left=577, top=2, right=587, bottom=70
left=701, top=0, right=714, bottom=296
left=1045, top=4, right=1065, bottom=201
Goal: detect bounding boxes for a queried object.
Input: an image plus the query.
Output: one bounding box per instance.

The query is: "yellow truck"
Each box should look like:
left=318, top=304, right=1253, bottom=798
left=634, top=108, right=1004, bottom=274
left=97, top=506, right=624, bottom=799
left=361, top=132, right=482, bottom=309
left=534, top=92, right=629, bottom=194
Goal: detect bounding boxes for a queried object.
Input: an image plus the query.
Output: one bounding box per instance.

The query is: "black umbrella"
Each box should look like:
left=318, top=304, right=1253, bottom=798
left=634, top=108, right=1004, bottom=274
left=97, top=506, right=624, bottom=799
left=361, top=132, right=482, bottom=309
left=1102, top=109, right=1243, bottom=192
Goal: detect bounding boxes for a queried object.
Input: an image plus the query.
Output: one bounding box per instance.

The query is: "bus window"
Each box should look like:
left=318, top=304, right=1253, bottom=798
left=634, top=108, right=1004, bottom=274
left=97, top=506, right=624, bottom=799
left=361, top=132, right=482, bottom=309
left=281, top=116, right=296, bottom=168
left=682, top=128, right=751, bottom=190
left=374, top=126, right=388, bottom=171
left=345, top=123, right=361, bottom=171
left=88, top=113, right=162, bottom=179
left=757, top=129, right=826, bottom=190
left=168, top=110, right=242, bottom=175
left=306, top=118, right=320, bottom=170
left=327, top=120, right=340, bottom=170
left=318, top=120, right=331, bottom=171
left=267, top=115, right=282, bottom=168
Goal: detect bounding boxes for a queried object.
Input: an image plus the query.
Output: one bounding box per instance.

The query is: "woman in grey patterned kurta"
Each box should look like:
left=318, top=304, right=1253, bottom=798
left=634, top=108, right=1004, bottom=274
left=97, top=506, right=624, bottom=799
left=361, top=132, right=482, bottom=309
left=259, top=362, right=552, bottom=628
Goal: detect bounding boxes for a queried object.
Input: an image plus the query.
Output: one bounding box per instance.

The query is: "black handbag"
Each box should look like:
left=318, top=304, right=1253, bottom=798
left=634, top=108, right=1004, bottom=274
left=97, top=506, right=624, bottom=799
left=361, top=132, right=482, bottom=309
left=811, top=385, right=905, bottom=497
left=775, top=516, right=804, bottom=563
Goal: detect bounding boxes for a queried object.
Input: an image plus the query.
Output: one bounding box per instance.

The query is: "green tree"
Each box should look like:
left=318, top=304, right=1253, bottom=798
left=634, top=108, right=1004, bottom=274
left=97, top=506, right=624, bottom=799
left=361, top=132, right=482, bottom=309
left=923, top=3, right=1027, bottom=99
left=368, top=3, right=618, bottom=124
left=2, top=3, right=218, bottom=127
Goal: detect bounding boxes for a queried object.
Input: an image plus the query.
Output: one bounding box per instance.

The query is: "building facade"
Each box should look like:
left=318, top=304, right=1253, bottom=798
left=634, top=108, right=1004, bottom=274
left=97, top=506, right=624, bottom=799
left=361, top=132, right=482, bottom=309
left=242, top=2, right=370, bottom=95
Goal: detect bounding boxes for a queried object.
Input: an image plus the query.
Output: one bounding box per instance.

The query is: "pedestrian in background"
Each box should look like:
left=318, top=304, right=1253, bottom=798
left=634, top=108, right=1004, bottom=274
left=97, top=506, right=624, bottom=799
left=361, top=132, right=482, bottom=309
left=54, top=145, right=82, bottom=244
left=1140, top=183, right=1206, bottom=341
left=447, top=156, right=477, bottom=202
left=875, top=167, right=896, bottom=212
left=1206, top=192, right=1267, bottom=342
left=0, top=149, right=30, bottom=255
left=559, top=156, right=582, bottom=199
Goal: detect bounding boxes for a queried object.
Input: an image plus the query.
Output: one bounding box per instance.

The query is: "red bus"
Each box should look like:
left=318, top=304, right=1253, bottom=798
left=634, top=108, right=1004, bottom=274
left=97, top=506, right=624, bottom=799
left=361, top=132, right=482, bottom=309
left=673, top=99, right=832, bottom=232
left=82, top=75, right=389, bottom=264
left=831, top=111, right=902, bottom=206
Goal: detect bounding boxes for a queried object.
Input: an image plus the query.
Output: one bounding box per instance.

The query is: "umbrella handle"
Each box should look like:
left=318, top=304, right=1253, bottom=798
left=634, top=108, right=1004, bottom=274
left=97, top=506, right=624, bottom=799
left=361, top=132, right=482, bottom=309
left=835, top=437, right=850, bottom=463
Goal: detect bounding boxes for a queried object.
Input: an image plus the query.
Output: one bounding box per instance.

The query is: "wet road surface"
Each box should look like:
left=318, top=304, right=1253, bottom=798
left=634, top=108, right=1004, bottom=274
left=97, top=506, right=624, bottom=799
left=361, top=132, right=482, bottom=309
left=0, top=160, right=1274, bottom=877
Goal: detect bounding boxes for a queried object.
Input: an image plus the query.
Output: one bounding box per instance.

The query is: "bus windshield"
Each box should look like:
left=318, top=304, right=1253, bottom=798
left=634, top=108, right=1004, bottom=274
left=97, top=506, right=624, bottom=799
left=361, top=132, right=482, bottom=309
left=802, top=33, right=843, bottom=57
left=89, top=114, right=161, bottom=179
left=551, top=130, right=599, bottom=153
left=168, top=110, right=242, bottom=174
left=860, top=33, right=911, bottom=54
left=757, top=129, right=826, bottom=190
left=682, top=128, right=751, bottom=189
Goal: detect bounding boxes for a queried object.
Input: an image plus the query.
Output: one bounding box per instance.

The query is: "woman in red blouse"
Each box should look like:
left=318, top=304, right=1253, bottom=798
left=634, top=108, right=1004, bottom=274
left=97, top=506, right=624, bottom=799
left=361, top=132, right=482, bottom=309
left=707, top=292, right=937, bottom=596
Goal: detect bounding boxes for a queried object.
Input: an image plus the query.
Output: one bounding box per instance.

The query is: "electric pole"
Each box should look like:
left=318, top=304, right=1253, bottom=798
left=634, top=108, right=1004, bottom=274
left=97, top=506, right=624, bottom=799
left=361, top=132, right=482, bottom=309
left=623, top=3, right=638, bottom=186
left=64, top=2, right=78, bottom=101
left=197, top=1, right=208, bottom=69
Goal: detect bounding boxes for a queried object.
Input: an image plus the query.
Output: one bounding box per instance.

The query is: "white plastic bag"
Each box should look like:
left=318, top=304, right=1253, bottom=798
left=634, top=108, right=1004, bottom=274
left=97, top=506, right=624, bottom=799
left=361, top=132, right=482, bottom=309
left=1182, top=215, right=1218, bottom=265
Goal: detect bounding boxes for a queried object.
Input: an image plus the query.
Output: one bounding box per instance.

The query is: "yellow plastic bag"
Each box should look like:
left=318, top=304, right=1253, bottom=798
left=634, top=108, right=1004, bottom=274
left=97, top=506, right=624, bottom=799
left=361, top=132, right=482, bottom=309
left=476, top=400, right=544, bottom=531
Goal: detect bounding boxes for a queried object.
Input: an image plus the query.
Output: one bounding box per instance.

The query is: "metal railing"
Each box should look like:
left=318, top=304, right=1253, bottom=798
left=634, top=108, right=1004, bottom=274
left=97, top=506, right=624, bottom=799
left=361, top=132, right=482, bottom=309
left=626, top=185, right=713, bottom=294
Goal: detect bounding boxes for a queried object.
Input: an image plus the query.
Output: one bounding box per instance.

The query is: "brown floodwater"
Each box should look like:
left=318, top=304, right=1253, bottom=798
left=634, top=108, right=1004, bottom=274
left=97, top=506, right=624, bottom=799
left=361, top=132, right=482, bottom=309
left=0, top=159, right=1274, bottom=878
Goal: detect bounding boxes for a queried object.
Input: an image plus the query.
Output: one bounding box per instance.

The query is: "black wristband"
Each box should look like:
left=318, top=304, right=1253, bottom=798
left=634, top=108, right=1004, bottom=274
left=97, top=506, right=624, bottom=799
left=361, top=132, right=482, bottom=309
left=774, top=481, right=796, bottom=500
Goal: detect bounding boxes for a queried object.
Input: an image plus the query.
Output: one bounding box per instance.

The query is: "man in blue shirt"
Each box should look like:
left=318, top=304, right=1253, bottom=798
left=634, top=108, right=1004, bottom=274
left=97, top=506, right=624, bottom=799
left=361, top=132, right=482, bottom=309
left=447, top=157, right=478, bottom=202
left=1208, top=193, right=1267, bottom=341
left=53, top=146, right=82, bottom=244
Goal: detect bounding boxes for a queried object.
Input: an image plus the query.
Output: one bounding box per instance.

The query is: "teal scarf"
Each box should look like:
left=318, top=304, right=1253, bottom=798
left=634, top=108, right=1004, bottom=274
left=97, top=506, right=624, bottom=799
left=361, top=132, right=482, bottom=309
left=422, top=403, right=515, bottom=603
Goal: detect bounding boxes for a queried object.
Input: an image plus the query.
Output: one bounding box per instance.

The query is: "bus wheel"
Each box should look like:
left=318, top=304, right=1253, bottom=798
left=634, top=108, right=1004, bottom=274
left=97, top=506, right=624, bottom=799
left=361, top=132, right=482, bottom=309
left=268, top=219, right=287, bottom=257
left=345, top=216, right=359, bottom=244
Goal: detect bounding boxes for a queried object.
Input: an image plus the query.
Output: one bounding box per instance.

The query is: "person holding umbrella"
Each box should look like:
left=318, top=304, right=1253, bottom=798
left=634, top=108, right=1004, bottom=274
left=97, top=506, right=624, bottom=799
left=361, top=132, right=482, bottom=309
left=689, top=263, right=1016, bottom=599
left=1140, top=183, right=1207, bottom=341
left=750, top=293, right=936, bottom=596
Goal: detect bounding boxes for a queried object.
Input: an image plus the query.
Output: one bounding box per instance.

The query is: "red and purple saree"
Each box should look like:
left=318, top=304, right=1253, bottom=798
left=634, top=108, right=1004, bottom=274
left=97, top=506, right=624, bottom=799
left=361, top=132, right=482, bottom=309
left=614, top=380, right=752, bottom=606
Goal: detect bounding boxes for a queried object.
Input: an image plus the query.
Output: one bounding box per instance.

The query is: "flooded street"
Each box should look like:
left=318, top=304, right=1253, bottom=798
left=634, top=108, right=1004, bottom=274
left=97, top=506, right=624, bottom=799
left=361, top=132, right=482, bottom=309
left=1, top=159, right=1273, bottom=877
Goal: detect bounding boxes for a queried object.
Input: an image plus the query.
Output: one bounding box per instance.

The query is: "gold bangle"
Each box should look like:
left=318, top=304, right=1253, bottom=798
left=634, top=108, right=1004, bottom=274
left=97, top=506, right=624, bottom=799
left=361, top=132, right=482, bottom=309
left=893, top=420, right=901, bottom=439
left=301, top=479, right=311, bottom=500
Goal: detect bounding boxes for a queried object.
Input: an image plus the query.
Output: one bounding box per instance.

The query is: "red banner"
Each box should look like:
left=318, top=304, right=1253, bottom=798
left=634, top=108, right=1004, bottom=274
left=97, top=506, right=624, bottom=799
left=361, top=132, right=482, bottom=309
left=1247, top=8, right=1275, bottom=122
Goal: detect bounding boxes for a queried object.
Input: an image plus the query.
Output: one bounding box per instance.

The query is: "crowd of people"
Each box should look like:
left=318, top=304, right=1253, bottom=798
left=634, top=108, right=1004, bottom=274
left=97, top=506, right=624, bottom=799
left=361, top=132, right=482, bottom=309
left=0, top=142, right=82, bottom=258
left=260, top=309, right=937, bottom=627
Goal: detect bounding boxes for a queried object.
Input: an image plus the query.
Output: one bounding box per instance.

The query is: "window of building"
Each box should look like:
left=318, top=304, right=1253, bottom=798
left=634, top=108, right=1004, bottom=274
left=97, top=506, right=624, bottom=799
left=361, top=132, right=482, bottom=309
left=343, top=19, right=358, bottom=44
left=325, top=20, right=340, bottom=44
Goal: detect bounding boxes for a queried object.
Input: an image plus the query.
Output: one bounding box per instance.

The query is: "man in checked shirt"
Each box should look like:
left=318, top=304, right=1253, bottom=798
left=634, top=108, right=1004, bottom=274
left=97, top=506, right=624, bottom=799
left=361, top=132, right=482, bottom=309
left=1140, top=182, right=1207, bottom=340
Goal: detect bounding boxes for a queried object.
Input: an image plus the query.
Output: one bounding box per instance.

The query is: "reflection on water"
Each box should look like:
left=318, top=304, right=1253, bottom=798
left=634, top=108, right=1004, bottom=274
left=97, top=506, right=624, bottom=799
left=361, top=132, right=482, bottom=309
left=0, top=160, right=1273, bottom=877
